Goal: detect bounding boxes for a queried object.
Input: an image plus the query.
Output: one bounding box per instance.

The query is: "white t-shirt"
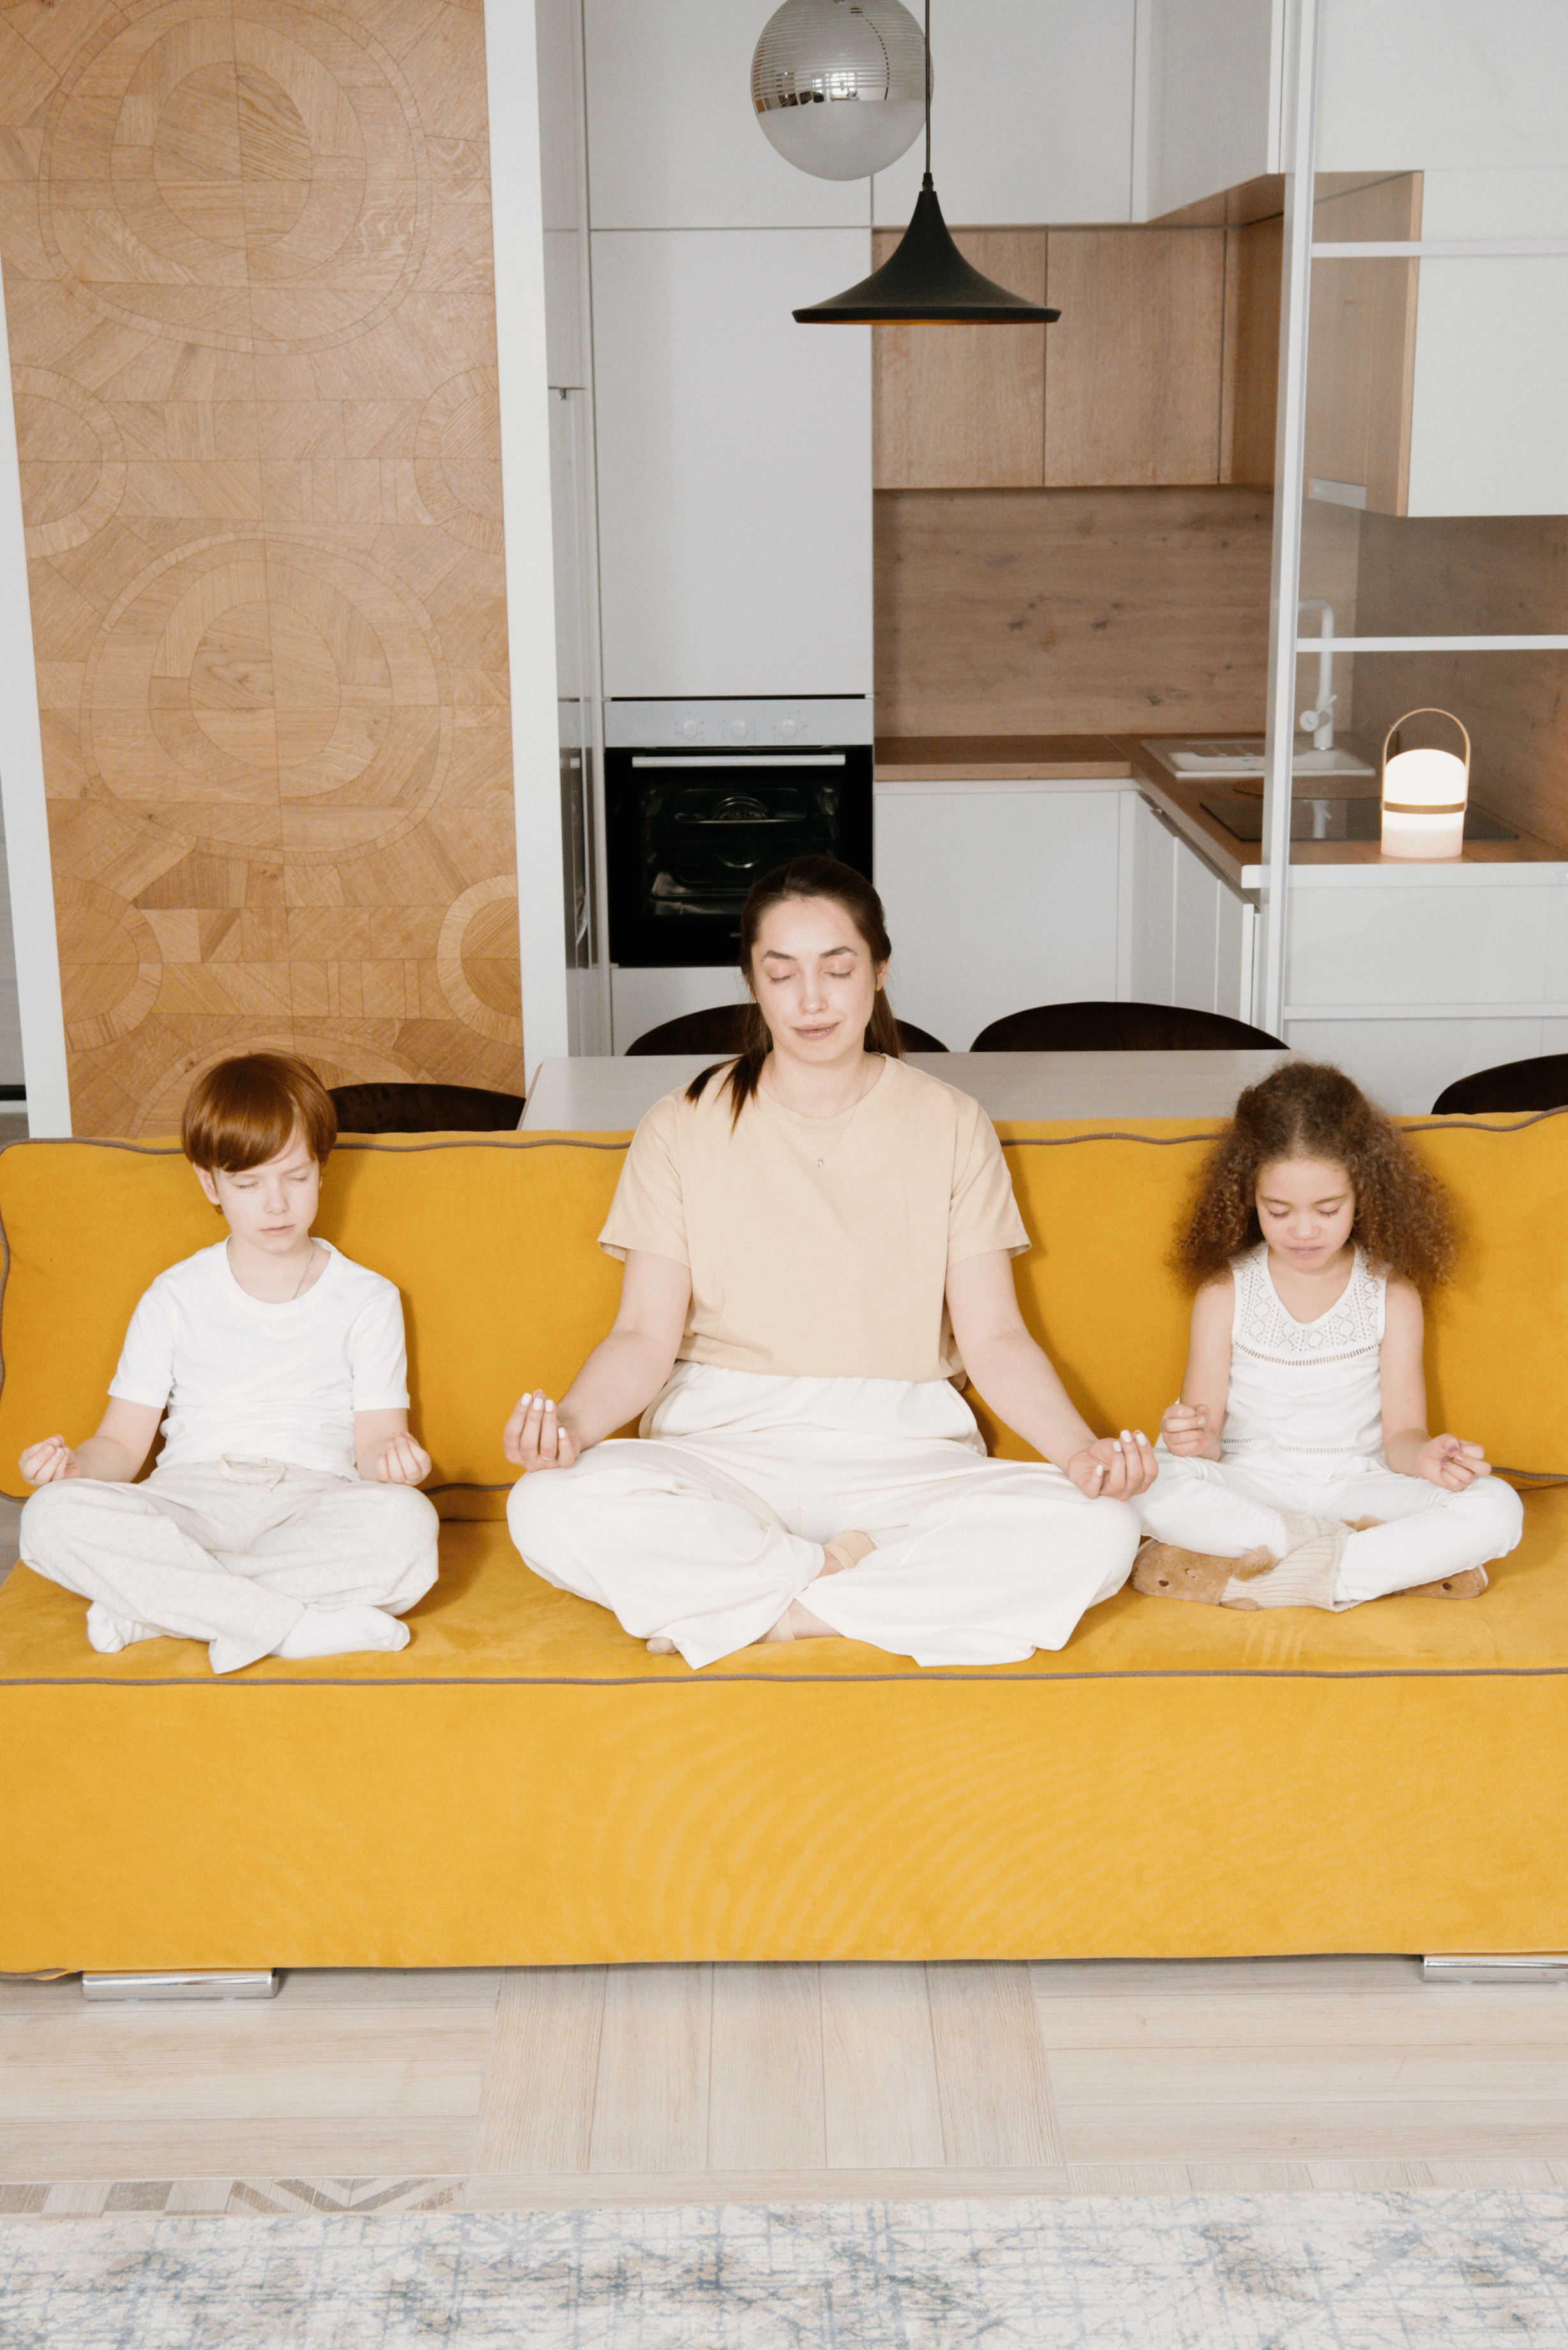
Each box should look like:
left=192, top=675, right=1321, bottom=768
left=109, top=1240, right=409, bottom=1477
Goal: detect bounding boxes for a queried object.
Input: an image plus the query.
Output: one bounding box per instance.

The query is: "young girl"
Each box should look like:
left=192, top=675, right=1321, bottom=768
left=1133, top=1059, right=1523, bottom=1611
left=504, top=854, right=1156, bottom=1670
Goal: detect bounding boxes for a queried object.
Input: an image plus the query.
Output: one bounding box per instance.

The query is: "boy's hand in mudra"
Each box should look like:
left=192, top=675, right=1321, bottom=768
left=20, top=1436, right=79, bottom=1485
left=1418, top=1434, right=1491, bottom=1492
left=1067, top=1430, right=1157, bottom=1500
left=504, top=1391, right=581, bottom=1474
left=372, top=1432, right=432, bottom=1485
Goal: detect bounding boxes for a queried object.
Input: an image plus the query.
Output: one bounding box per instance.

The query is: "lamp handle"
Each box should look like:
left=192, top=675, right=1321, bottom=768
left=1381, top=708, right=1470, bottom=780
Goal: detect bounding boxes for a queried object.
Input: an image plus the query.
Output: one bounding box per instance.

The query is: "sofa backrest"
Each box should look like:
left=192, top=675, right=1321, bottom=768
left=0, top=1111, right=1562, bottom=1515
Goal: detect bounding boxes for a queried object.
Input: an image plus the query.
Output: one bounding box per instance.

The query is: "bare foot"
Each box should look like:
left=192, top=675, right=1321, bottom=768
left=273, top=1605, right=409, bottom=1660
left=646, top=1635, right=678, bottom=1655
left=820, top=1529, right=877, bottom=1577
left=86, top=1602, right=170, bottom=1654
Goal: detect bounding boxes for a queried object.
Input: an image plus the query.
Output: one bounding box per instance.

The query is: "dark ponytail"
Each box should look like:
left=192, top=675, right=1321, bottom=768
left=686, top=856, right=900, bottom=1126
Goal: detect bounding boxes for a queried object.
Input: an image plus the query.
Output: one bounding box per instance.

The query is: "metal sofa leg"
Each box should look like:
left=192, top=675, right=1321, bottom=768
left=1423, top=1953, right=1568, bottom=1984
left=81, top=1970, right=278, bottom=2002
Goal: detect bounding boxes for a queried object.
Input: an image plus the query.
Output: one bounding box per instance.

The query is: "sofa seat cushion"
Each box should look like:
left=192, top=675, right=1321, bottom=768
left=3, top=1494, right=1565, bottom=1972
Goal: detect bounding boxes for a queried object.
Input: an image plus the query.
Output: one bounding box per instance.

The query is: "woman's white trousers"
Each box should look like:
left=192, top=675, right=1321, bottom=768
left=1136, top=1448, right=1525, bottom=1602
left=507, top=1365, right=1141, bottom=1670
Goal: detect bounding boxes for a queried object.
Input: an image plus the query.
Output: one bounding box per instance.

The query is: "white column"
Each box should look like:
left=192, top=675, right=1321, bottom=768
left=0, top=259, right=68, bottom=1133
left=485, top=0, right=570, bottom=1076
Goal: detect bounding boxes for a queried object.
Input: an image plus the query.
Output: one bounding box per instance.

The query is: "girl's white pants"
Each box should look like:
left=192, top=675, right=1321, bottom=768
left=1136, top=1448, right=1525, bottom=1602
left=507, top=1364, right=1142, bottom=1670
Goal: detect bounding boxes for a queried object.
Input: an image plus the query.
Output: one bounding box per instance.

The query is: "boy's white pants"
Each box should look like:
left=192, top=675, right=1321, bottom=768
left=21, top=1457, right=441, bottom=1676
left=508, top=1364, right=1141, bottom=1670
left=1136, top=1448, right=1525, bottom=1602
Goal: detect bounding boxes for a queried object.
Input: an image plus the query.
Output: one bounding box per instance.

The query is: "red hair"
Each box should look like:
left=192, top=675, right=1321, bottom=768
left=181, top=1053, right=336, bottom=1173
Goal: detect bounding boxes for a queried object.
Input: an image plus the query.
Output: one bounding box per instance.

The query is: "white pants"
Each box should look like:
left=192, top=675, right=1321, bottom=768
left=21, top=1457, right=441, bottom=1676
left=507, top=1363, right=1141, bottom=1670
left=1136, top=1448, right=1525, bottom=1603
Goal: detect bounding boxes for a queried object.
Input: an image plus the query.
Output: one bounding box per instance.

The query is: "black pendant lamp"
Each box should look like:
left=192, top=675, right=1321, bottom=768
left=794, top=0, right=1059, bottom=326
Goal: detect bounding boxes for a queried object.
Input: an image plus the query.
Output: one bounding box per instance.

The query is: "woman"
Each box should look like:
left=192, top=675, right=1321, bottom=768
left=505, top=856, right=1156, bottom=1669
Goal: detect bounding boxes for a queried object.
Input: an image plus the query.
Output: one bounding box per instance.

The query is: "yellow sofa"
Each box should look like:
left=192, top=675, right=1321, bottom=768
left=1, top=1112, right=1565, bottom=1975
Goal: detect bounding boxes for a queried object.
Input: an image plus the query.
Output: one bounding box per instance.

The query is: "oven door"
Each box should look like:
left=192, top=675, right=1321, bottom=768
left=607, top=746, right=873, bottom=967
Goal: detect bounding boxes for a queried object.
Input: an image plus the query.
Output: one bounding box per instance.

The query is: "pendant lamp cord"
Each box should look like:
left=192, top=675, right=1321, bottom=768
left=923, top=0, right=931, bottom=184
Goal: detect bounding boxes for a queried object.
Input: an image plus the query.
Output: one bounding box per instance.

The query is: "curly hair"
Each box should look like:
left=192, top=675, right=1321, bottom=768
left=1175, top=1059, right=1456, bottom=1294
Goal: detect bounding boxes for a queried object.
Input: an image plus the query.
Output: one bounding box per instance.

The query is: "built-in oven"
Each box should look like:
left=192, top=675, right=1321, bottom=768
left=605, top=699, right=874, bottom=968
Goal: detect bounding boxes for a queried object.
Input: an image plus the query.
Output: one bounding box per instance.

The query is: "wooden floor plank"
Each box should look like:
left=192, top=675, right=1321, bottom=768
left=472, top=1968, right=606, bottom=2176
left=1034, top=1990, right=1568, bottom=2049
left=280, top=1971, right=502, bottom=2010
left=464, top=2165, right=1075, bottom=2210
left=707, top=1965, right=825, bottom=2173
left=1057, top=2100, right=1568, bottom=2163
left=926, top=1963, right=1060, bottom=2168
left=819, top=1964, right=945, bottom=2169
left=587, top=1966, right=712, bottom=2175
left=0, top=2012, right=490, bottom=2123
left=1030, top=1958, right=1424, bottom=1998
left=0, top=2123, right=481, bottom=2180
left=1048, top=2044, right=1568, bottom=2103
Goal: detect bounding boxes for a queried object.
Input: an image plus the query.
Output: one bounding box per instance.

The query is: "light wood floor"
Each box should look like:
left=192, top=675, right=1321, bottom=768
left=5, top=1956, right=1568, bottom=2215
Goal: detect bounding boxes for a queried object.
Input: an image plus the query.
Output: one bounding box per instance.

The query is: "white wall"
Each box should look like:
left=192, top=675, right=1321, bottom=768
left=1142, top=0, right=1283, bottom=221
left=871, top=0, right=1141, bottom=226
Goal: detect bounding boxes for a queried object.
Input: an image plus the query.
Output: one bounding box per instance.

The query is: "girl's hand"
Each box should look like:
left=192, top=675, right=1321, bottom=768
left=20, top=1436, right=77, bottom=1487
left=1418, top=1434, right=1490, bottom=1491
left=1067, top=1429, right=1157, bottom=1501
left=504, top=1391, right=581, bottom=1473
left=1160, top=1401, right=1212, bottom=1457
left=374, top=1432, right=432, bottom=1485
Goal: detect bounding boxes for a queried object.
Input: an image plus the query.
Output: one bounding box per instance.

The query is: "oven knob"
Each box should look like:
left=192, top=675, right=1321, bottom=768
left=681, top=719, right=700, bottom=739
left=780, top=718, right=799, bottom=739
left=728, top=718, right=748, bottom=739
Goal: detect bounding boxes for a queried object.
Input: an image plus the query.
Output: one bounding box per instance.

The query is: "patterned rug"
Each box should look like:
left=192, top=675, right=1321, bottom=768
left=4, top=2190, right=1565, bottom=2347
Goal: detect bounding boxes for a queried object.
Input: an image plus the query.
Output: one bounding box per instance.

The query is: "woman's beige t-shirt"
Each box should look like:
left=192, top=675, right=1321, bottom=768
left=597, top=1056, right=1030, bottom=1383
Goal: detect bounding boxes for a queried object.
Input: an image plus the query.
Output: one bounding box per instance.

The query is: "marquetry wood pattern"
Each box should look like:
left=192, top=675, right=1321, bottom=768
left=0, top=0, right=522, bottom=1135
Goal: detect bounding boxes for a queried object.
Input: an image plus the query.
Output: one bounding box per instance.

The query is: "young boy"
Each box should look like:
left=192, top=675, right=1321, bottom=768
left=19, top=1052, right=439, bottom=1676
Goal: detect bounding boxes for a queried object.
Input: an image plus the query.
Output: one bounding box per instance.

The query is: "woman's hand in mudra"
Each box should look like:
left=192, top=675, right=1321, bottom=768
left=504, top=1390, right=581, bottom=1473
left=1066, top=1430, right=1157, bottom=1500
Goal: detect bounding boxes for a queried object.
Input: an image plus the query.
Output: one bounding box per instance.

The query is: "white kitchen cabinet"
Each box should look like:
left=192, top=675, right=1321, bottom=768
left=1130, top=792, right=1256, bottom=1020
left=1280, top=864, right=1568, bottom=1110
left=582, top=0, right=868, bottom=230
left=591, top=229, right=873, bottom=699
left=874, top=784, right=1124, bottom=1052
left=871, top=0, right=1138, bottom=228
left=1143, top=0, right=1284, bottom=222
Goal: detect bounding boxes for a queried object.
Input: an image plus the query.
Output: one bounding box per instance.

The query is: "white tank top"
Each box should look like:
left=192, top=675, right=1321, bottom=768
left=1223, top=1241, right=1387, bottom=1471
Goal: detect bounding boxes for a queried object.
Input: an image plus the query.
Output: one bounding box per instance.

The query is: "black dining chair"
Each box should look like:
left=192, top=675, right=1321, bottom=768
left=329, top=1082, right=525, bottom=1132
left=626, top=1006, right=947, bottom=1054
left=1431, top=1054, right=1568, bottom=1116
left=969, top=1001, right=1286, bottom=1052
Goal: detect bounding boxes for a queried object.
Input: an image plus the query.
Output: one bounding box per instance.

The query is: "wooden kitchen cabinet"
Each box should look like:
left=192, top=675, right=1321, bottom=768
left=871, top=229, right=1046, bottom=490
left=1043, top=229, right=1227, bottom=487
left=871, top=225, right=1233, bottom=492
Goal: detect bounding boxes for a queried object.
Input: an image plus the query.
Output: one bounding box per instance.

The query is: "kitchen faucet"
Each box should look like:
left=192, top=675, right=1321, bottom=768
left=1298, top=598, right=1336, bottom=750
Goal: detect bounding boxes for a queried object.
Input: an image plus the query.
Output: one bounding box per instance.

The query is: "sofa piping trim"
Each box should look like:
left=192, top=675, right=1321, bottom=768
left=9, top=1664, right=1568, bottom=1690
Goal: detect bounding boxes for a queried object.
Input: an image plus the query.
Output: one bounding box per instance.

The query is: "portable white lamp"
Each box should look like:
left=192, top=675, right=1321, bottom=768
left=1380, top=708, right=1470, bottom=861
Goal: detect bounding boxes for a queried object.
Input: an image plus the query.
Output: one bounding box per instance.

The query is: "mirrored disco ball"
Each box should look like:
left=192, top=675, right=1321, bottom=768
left=751, top=0, right=928, bottom=181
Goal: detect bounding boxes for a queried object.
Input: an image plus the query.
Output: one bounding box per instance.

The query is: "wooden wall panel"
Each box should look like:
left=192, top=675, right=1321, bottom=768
left=1305, top=175, right=1422, bottom=515
left=1224, top=214, right=1281, bottom=490
left=0, top=0, right=523, bottom=1135
left=874, top=485, right=1274, bottom=737
left=1043, top=229, right=1226, bottom=489
left=871, top=229, right=1046, bottom=490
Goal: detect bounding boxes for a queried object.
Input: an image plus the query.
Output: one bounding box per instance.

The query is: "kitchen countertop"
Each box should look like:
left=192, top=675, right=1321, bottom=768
left=874, top=734, right=1567, bottom=890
